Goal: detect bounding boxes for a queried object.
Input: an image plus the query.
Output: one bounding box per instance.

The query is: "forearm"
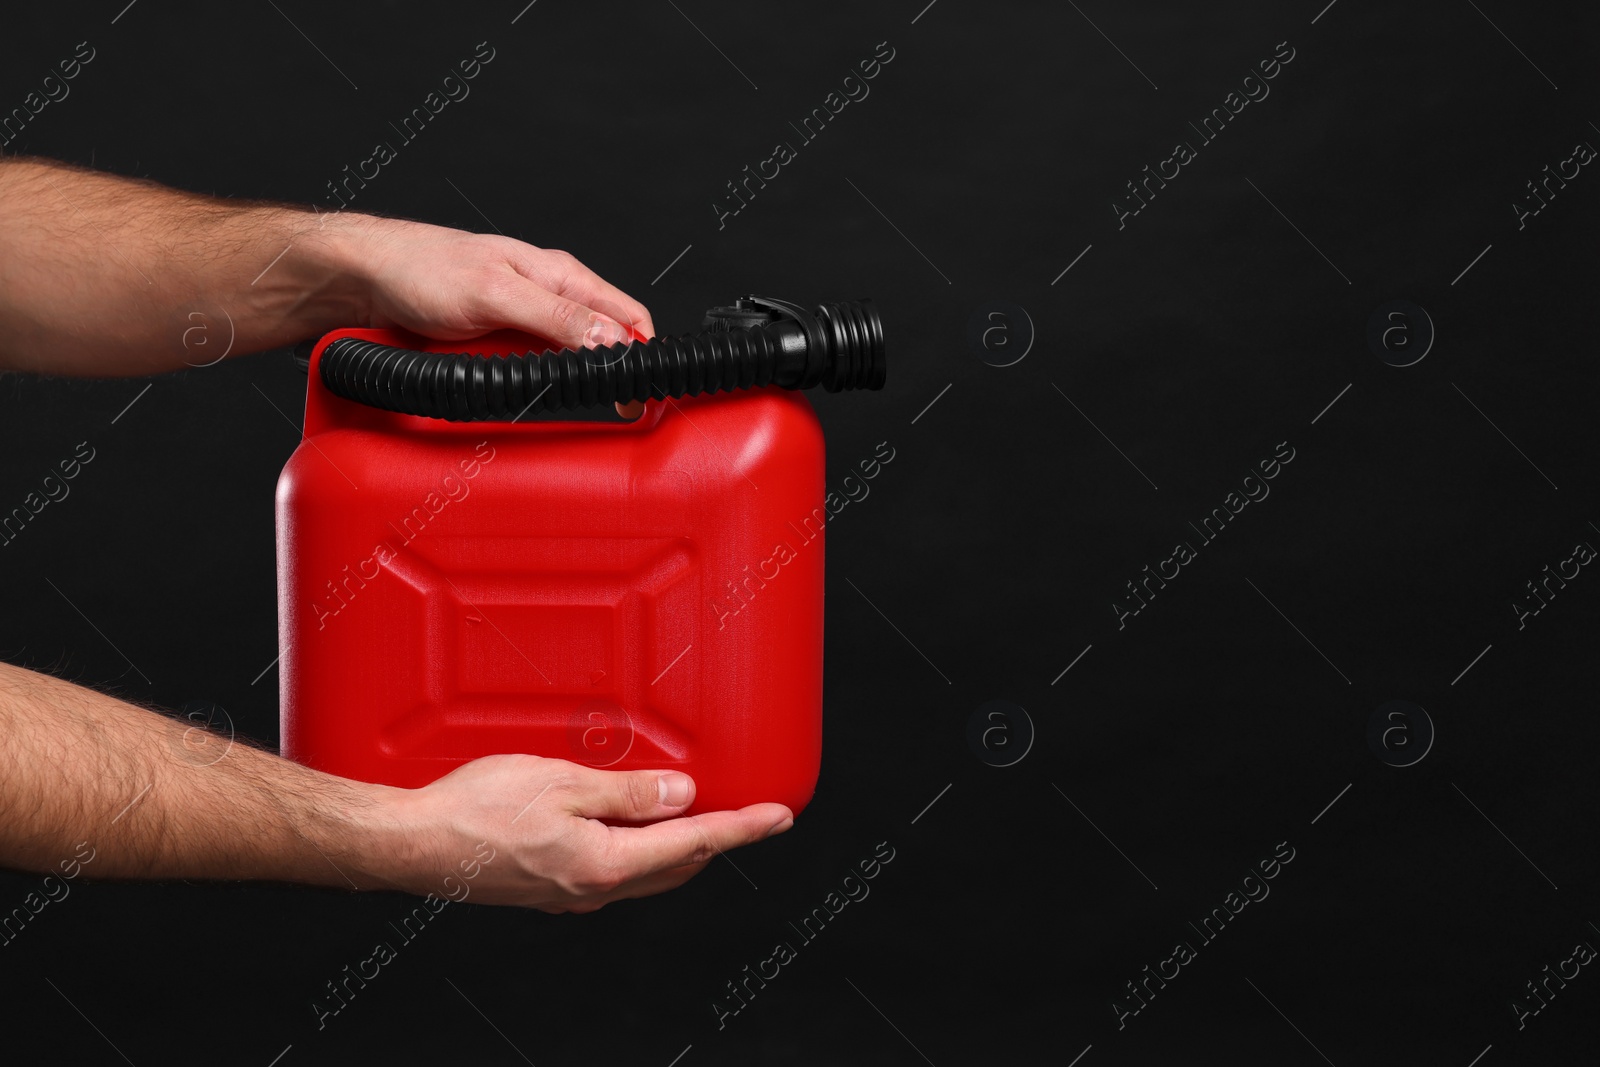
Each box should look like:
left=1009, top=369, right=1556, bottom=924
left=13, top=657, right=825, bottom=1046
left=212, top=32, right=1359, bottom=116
left=0, top=657, right=791, bottom=909
left=0, top=156, right=379, bottom=375
left=0, top=659, right=409, bottom=887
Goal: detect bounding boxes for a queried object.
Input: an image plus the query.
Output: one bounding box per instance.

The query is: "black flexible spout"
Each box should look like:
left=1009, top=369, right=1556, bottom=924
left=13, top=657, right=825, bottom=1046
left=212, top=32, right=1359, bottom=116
left=317, top=296, right=885, bottom=422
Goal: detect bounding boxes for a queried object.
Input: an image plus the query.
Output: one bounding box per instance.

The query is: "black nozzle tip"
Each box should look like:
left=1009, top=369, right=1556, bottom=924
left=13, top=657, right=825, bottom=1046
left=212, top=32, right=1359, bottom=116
left=816, top=298, right=886, bottom=392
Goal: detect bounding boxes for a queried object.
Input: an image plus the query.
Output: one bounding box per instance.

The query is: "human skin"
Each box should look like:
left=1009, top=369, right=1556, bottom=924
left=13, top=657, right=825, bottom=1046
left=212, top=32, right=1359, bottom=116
left=0, top=157, right=791, bottom=911
left=0, top=157, right=653, bottom=374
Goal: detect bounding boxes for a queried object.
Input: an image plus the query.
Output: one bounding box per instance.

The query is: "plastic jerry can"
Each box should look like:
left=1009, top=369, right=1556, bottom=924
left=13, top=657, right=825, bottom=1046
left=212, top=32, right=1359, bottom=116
left=275, top=312, right=858, bottom=816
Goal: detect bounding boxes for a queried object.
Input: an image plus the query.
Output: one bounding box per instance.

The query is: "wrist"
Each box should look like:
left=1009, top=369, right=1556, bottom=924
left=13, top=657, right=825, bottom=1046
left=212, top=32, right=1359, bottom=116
left=327, top=777, right=445, bottom=893
left=294, top=772, right=421, bottom=893
left=275, top=210, right=400, bottom=335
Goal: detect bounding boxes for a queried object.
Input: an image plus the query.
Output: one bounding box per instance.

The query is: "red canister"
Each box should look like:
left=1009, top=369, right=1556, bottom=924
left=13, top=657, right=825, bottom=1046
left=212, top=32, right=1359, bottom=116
left=277, top=326, right=826, bottom=815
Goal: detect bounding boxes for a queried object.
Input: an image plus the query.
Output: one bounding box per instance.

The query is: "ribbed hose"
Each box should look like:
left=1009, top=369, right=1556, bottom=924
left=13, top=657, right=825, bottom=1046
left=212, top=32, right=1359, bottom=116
left=318, top=298, right=884, bottom=422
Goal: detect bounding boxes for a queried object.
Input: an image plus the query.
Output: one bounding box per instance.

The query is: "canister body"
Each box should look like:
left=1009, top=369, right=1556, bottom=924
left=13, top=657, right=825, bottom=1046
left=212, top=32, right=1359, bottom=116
left=277, top=327, right=825, bottom=815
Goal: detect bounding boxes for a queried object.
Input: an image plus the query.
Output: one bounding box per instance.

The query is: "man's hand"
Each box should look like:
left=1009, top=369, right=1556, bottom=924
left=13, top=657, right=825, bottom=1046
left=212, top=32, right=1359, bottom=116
left=377, top=755, right=791, bottom=912
left=0, top=157, right=656, bottom=376
left=358, top=219, right=654, bottom=351
left=350, top=218, right=654, bottom=417
left=0, top=661, right=792, bottom=910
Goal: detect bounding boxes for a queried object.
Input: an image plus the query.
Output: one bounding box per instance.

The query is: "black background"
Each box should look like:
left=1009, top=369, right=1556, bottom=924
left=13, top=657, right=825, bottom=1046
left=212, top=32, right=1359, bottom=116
left=2, top=1, right=1598, bottom=1064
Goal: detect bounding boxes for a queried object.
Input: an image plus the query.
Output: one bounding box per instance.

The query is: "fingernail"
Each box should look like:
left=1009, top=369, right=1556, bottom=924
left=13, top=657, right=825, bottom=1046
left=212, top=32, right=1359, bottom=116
left=584, top=316, right=627, bottom=348
left=769, top=815, right=794, bottom=835
left=658, top=772, right=692, bottom=807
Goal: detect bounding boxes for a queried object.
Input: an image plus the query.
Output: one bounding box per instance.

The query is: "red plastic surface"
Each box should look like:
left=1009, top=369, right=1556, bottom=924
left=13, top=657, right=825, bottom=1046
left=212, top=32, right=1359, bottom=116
left=276, top=326, right=825, bottom=815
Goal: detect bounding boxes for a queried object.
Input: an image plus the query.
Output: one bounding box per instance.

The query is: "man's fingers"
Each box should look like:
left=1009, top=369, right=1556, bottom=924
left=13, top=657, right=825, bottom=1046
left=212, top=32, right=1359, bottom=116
left=544, top=263, right=652, bottom=418
left=560, top=764, right=698, bottom=822
left=539, top=255, right=656, bottom=340
left=579, top=861, right=710, bottom=912
left=478, top=277, right=645, bottom=419
left=607, top=861, right=709, bottom=903
left=481, top=277, right=623, bottom=352
left=492, top=250, right=653, bottom=417
left=603, top=804, right=794, bottom=883
left=510, top=250, right=655, bottom=342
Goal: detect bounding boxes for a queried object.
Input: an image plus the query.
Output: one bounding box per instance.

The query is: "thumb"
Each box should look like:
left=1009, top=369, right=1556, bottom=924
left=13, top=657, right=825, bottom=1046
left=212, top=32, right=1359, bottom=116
left=563, top=765, right=697, bottom=822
